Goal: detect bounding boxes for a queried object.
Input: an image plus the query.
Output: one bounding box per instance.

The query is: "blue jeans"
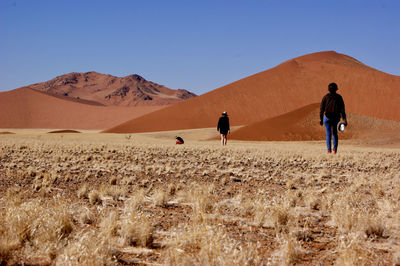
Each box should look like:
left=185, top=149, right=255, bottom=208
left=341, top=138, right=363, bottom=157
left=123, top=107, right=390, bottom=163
left=324, top=115, right=339, bottom=151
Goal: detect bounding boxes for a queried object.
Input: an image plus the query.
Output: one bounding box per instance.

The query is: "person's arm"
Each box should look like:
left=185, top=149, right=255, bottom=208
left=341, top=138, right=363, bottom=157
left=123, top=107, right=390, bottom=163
left=217, top=118, right=221, bottom=131
left=339, top=95, right=347, bottom=124
left=227, top=117, right=230, bottom=132
left=319, top=95, right=326, bottom=125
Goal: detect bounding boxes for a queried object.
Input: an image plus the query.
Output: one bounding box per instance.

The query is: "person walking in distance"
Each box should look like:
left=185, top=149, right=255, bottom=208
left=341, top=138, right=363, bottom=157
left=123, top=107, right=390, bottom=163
left=217, top=111, right=230, bottom=146
left=320, top=83, right=347, bottom=154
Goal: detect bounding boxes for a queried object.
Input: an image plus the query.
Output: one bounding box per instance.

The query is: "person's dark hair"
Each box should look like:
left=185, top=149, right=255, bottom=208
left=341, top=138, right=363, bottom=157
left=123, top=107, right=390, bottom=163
left=328, top=83, right=338, bottom=93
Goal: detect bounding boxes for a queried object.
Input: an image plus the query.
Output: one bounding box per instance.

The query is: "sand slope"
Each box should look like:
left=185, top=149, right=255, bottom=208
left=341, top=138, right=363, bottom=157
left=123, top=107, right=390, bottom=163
left=105, top=51, right=400, bottom=133
left=0, top=88, right=163, bottom=129
left=28, top=72, right=196, bottom=106
left=228, top=103, right=400, bottom=141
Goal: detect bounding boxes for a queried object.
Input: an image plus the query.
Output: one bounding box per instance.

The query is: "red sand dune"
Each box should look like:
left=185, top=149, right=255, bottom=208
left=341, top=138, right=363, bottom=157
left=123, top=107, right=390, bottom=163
left=105, top=51, right=400, bottom=133
left=228, top=103, right=400, bottom=141
left=27, top=72, right=196, bottom=107
left=0, top=88, right=164, bottom=130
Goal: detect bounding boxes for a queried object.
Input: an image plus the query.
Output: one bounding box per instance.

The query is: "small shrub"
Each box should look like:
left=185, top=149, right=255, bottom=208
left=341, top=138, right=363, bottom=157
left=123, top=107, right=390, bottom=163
left=88, top=190, right=102, bottom=205
left=364, top=219, right=385, bottom=238
left=109, top=176, right=118, bottom=185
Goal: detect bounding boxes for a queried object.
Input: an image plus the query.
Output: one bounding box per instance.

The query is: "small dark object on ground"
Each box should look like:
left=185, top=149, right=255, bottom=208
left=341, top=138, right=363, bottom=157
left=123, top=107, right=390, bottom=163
left=48, top=129, right=81, bottom=133
left=175, top=136, right=184, bottom=144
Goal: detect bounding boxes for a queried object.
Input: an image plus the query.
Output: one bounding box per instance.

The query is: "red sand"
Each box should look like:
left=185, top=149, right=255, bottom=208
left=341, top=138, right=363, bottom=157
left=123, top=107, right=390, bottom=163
left=105, top=51, right=400, bottom=133
left=228, top=103, right=400, bottom=141
left=0, top=88, right=164, bottom=130
left=27, top=72, right=196, bottom=107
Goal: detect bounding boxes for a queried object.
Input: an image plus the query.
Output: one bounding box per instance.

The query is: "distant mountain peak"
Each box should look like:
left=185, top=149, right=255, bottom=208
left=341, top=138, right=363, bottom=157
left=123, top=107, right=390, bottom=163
left=25, top=72, right=196, bottom=107
left=124, top=74, right=144, bottom=81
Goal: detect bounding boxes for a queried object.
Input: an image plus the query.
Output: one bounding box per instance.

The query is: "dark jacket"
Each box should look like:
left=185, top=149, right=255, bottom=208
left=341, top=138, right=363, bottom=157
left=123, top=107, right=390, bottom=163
left=320, top=92, right=346, bottom=121
left=217, top=116, right=230, bottom=133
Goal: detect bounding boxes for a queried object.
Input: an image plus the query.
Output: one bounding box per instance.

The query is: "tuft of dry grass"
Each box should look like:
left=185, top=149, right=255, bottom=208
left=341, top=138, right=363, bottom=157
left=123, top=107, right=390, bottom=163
left=272, top=235, right=304, bottom=265
left=109, top=176, right=118, bottom=185
left=99, top=210, right=120, bottom=238
left=188, top=184, right=216, bottom=221
left=164, top=223, right=262, bottom=265
left=270, top=201, right=291, bottom=233
left=167, top=183, right=176, bottom=196
left=120, top=213, right=154, bottom=247
left=364, top=217, right=385, bottom=239
left=77, top=207, right=95, bottom=225
left=55, top=231, right=114, bottom=265
left=101, top=185, right=128, bottom=201
left=335, top=235, right=370, bottom=265
left=88, top=190, right=102, bottom=204
left=0, top=196, right=75, bottom=263
left=152, top=188, right=168, bottom=207
left=123, top=190, right=145, bottom=214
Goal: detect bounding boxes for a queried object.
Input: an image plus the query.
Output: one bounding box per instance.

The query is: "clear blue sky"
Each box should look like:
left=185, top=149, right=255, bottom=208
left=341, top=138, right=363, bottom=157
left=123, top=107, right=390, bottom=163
left=1, top=0, right=399, bottom=94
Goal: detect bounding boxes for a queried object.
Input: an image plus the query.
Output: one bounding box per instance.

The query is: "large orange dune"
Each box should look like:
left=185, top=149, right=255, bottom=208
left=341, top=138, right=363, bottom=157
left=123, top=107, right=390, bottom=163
left=0, top=88, right=163, bottom=129
left=105, top=51, right=400, bottom=133
left=228, top=103, right=400, bottom=141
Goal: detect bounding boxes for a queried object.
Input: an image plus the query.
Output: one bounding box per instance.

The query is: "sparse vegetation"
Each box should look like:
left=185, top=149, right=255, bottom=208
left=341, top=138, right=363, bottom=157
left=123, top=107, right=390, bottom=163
left=0, top=133, right=399, bottom=264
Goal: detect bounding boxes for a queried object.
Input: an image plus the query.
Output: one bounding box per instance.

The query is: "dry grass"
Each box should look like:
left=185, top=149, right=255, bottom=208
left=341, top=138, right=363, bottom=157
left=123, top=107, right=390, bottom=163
left=120, top=212, right=154, bottom=247
left=88, top=190, right=102, bottom=204
left=0, top=132, right=399, bottom=264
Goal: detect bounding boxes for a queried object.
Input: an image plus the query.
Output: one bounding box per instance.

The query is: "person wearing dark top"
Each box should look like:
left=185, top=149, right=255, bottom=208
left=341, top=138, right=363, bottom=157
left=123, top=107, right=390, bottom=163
left=319, top=83, right=347, bottom=154
left=175, top=136, right=184, bottom=144
left=217, top=111, right=230, bottom=146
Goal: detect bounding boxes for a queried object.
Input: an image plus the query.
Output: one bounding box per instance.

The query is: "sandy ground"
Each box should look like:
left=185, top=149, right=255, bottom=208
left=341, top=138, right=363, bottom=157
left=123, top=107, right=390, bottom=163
left=1, top=129, right=400, bottom=264
left=3, top=126, right=399, bottom=148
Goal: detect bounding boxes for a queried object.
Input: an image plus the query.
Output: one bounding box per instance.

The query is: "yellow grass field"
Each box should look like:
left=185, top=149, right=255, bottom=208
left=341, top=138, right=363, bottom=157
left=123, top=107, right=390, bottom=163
left=1, top=129, right=400, bottom=265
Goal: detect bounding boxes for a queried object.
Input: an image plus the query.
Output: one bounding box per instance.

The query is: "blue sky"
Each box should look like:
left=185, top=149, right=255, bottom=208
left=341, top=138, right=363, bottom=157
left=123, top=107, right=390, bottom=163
left=0, top=0, right=399, bottom=94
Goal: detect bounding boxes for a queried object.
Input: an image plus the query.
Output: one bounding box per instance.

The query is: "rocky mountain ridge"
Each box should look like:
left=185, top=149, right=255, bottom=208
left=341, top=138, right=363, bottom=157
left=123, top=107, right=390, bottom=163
left=27, top=72, right=196, bottom=106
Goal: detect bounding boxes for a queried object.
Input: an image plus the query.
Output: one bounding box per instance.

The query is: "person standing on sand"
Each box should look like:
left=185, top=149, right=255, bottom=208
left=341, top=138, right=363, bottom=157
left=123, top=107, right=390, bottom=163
left=319, top=83, right=347, bottom=154
left=217, top=111, right=230, bottom=146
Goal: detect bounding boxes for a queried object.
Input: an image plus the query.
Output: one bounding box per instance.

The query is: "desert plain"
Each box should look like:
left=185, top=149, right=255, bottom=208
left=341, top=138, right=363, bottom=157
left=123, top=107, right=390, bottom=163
left=1, top=129, right=400, bottom=265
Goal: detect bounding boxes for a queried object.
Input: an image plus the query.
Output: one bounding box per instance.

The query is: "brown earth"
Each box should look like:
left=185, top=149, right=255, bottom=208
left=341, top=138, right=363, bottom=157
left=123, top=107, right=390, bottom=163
left=105, top=51, right=400, bottom=134
left=0, top=88, right=164, bottom=129
left=27, top=72, right=196, bottom=106
left=228, top=103, right=400, bottom=141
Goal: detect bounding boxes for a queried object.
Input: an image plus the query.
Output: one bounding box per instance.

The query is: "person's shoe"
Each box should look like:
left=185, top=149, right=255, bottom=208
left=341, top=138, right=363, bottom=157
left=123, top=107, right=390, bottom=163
left=333, top=149, right=337, bottom=154
left=328, top=150, right=332, bottom=154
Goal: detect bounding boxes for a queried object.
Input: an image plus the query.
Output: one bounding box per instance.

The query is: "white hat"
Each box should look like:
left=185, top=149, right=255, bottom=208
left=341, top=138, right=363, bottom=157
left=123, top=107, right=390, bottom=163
left=337, top=121, right=346, bottom=132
